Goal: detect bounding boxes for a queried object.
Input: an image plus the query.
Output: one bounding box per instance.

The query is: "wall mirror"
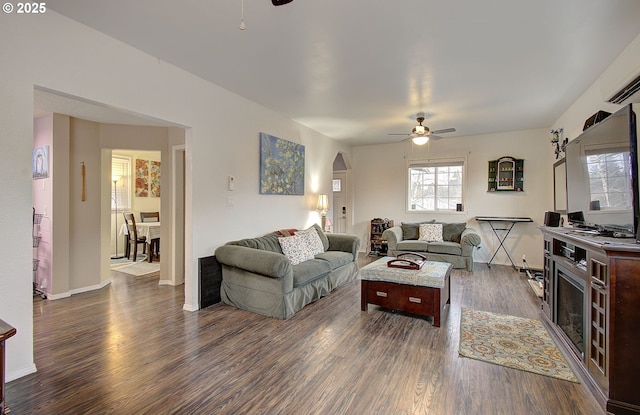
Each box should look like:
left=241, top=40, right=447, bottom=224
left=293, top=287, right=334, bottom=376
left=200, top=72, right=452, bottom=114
left=553, top=158, right=567, bottom=213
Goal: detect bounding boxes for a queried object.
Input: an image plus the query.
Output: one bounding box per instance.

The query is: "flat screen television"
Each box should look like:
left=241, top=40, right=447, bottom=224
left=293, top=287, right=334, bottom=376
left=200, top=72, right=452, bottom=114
left=565, top=104, right=639, bottom=241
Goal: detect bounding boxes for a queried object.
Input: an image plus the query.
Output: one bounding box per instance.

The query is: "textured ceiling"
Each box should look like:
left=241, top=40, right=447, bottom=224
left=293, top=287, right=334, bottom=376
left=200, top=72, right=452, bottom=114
left=37, top=0, right=640, bottom=146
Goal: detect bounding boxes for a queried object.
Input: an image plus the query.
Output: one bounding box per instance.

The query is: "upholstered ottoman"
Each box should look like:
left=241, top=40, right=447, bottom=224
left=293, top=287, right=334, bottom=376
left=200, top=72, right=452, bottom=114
left=360, top=257, right=452, bottom=327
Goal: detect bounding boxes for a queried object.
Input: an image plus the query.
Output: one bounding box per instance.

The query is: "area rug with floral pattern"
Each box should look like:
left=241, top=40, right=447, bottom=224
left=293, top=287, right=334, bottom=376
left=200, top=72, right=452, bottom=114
left=459, top=308, right=579, bottom=383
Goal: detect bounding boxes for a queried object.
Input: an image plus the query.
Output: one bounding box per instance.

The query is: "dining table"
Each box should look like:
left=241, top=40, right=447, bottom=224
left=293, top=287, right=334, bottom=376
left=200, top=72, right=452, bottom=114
left=119, top=222, right=161, bottom=262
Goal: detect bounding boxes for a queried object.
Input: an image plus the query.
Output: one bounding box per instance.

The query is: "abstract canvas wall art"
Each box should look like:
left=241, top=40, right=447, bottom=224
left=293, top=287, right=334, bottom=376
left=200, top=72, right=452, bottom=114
left=259, top=133, right=305, bottom=195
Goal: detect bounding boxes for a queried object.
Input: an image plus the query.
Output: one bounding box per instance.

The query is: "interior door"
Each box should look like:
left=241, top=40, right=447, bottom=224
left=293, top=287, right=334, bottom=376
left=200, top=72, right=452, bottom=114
left=333, top=171, right=347, bottom=233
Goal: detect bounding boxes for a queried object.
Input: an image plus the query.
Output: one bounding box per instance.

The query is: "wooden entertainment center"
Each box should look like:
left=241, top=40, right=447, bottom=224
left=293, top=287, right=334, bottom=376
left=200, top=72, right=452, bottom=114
left=540, top=227, right=640, bottom=415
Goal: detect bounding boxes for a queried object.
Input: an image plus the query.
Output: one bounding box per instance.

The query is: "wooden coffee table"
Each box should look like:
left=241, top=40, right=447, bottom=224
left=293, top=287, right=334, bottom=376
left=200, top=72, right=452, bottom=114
left=360, top=257, right=452, bottom=327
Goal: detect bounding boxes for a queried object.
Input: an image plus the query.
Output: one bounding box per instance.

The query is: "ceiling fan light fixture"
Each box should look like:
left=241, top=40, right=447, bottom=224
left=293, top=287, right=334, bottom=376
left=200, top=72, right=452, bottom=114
left=412, top=136, right=429, bottom=145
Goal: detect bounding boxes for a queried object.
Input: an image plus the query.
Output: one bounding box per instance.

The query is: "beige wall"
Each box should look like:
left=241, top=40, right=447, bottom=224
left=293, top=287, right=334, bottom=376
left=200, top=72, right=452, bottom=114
left=34, top=118, right=173, bottom=300
left=353, top=128, right=550, bottom=269
left=352, top=32, right=640, bottom=271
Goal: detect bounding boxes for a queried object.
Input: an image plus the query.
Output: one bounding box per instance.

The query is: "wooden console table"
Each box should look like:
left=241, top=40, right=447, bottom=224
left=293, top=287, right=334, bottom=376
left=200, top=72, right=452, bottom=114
left=0, top=320, right=16, bottom=415
left=475, top=216, right=533, bottom=269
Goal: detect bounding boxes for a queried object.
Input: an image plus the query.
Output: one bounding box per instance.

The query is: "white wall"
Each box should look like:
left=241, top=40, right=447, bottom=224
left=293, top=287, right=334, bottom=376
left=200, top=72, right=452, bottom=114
left=0, top=12, right=351, bottom=381
left=550, top=33, right=640, bottom=226
left=553, top=34, right=640, bottom=140
left=353, top=129, right=550, bottom=269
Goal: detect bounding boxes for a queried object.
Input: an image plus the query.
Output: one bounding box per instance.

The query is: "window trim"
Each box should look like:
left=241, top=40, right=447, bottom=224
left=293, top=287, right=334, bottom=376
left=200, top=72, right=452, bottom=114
left=406, top=156, right=467, bottom=214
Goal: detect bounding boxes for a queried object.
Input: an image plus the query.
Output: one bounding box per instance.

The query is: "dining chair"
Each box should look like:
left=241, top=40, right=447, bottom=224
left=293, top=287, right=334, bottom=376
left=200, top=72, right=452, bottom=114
left=123, top=213, right=146, bottom=261
left=140, top=211, right=160, bottom=261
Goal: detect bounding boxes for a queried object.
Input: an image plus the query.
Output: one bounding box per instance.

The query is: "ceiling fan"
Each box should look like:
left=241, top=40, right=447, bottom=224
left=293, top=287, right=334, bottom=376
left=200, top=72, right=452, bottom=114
left=389, top=113, right=456, bottom=145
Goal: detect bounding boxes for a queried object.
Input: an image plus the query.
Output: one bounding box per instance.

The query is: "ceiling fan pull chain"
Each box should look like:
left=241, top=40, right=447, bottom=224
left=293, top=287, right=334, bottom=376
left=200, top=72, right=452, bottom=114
left=239, top=0, right=246, bottom=30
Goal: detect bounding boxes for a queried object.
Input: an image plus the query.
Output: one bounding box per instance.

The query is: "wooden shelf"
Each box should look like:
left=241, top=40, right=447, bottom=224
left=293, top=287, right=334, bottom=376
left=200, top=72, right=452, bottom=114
left=369, top=218, right=393, bottom=257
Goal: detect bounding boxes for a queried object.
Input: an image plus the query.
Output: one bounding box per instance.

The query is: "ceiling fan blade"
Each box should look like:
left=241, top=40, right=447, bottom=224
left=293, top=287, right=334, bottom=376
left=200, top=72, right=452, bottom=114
left=388, top=133, right=409, bottom=136
left=431, top=127, right=456, bottom=135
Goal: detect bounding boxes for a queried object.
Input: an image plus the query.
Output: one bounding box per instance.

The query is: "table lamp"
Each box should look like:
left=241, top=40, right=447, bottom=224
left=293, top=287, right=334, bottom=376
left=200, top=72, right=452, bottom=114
left=317, top=194, right=329, bottom=231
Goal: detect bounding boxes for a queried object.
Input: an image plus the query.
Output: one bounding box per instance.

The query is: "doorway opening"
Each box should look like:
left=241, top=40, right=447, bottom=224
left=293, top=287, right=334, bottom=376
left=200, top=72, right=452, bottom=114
left=33, top=87, right=187, bottom=303
left=332, top=152, right=352, bottom=235
left=110, top=150, right=162, bottom=275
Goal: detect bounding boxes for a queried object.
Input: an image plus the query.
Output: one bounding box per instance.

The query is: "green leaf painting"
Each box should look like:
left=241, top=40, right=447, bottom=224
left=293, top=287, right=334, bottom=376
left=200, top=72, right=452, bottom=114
left=260, top=133, right=305, bottom=195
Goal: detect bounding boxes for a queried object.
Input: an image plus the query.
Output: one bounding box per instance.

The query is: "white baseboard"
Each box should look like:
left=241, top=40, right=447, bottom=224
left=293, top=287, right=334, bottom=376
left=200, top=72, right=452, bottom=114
left=182, top=303, right=198, bottom=312
left=7, top=363, right=37, bottom=382
left=46, top=279, right=111, bottom=300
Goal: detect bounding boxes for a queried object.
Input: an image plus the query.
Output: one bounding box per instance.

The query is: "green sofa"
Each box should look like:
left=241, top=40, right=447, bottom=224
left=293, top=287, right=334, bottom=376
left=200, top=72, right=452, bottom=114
left=381, top=222, right=481, bottom=271
left=215, top=224, right=360, bottom=319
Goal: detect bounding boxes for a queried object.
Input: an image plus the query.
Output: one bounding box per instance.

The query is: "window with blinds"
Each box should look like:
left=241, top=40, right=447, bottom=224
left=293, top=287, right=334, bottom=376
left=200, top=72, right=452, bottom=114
left=111, top=156, right=131, bottom=211
left=408, top=158, right=465, bottom=212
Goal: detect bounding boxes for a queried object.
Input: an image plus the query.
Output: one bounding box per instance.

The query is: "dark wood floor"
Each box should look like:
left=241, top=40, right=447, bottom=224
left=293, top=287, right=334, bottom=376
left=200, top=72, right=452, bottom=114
left=6, top=256, right=605, bottom=415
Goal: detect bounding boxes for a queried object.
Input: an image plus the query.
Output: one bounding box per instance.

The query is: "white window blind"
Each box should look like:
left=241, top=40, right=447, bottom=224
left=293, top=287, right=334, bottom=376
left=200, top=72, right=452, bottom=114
left=111, top=156, right=131, bottom=211
left=408, top=158, right=465, bottom=212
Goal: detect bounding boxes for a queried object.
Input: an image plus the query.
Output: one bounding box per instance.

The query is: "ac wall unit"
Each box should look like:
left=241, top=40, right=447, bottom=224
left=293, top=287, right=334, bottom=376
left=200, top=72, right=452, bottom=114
left=607, top=73, right=640, bottom=105
left=600, top=35, right=640, bottom=105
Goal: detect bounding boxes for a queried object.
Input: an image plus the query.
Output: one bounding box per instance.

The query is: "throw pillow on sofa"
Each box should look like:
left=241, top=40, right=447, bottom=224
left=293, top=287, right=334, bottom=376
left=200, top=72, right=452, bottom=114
left=401, top=220, right=436, bottom=240
left=419, top=223, right=443, bottom=242
left=441, top=223, right=466, bottom=243
left=278, top=234, right=314, bottom=265
left=297, top=226, right=325, bottom=255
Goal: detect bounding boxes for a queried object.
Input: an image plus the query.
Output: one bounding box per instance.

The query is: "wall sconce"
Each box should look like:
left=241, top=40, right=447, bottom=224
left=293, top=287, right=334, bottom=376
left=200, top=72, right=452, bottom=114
left=317, top=194, right=329, bottom=231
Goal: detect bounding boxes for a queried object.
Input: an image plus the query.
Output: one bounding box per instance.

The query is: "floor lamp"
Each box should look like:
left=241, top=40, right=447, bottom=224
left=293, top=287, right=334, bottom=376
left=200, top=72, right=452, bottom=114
left=111, top=175, right=125, bottom=259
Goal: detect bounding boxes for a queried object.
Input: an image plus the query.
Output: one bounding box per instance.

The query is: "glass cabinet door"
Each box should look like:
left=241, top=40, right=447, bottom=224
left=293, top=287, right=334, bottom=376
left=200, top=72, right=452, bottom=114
left=497, top=157, right=515, bottom=190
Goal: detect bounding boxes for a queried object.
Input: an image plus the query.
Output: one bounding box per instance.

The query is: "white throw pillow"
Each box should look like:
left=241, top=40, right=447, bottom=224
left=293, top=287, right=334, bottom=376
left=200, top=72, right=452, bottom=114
left=419, top=223, right=443, bottom=242
left=297, top=227, right=325, bottom=256
left=279, top=234, right=314, bottom=265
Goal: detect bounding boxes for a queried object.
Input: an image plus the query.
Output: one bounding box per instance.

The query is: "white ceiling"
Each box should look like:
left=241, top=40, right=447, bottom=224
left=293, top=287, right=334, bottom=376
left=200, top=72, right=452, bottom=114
left=38, top=0, right=640, bottom=146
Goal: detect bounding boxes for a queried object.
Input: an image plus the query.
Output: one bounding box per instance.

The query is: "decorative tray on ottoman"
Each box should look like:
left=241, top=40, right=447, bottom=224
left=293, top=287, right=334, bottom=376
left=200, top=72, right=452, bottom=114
left=387, top=253, right=427, bottom=270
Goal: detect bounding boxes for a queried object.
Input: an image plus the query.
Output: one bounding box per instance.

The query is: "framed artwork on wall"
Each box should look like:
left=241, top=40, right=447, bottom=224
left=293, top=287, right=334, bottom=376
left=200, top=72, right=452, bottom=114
left=32, top=146, right=49, bottom=179
left=135, top=159, right=149, bottom=197
left=259, top=132, right=305, bottom=195
left=150, top=161, right=161, bottom=197
left=136, top=159, right=161, bottom=197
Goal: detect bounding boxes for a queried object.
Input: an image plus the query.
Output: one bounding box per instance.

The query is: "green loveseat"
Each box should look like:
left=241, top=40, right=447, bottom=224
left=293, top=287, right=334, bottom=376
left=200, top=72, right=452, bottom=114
left=381, top=222, right=481, bottom=271
left=215, top=224, right=360, bottom=319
